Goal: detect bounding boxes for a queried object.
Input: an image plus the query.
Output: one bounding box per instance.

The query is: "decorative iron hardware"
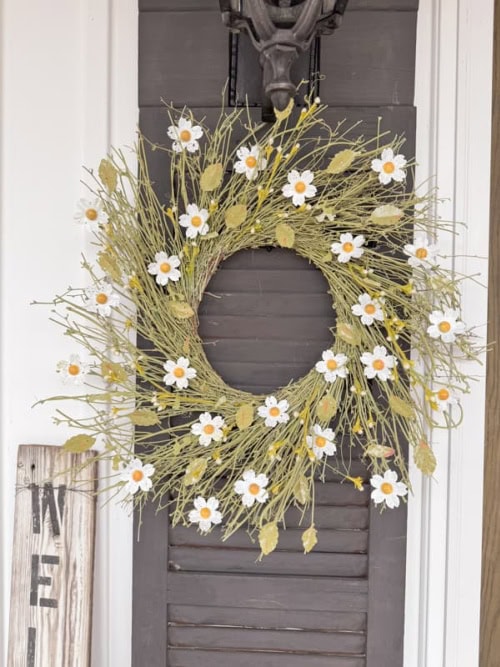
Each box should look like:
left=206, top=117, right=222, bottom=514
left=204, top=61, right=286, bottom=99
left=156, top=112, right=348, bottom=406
left=220, top=0, right=349, bottom=112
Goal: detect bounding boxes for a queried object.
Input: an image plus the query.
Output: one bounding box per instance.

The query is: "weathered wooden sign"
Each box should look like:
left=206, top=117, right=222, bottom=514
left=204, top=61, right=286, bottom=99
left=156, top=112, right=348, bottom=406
left=8, top=445, right=97, bottom=666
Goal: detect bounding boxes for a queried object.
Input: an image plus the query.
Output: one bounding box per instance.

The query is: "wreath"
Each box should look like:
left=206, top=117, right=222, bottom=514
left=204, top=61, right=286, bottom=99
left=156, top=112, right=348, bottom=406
left=43, top=97, right=479, bottom=555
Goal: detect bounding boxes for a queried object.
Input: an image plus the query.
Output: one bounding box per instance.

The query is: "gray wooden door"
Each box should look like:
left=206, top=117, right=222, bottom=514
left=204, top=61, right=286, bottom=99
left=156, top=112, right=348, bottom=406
left=134, top=2, right=417, bottom=665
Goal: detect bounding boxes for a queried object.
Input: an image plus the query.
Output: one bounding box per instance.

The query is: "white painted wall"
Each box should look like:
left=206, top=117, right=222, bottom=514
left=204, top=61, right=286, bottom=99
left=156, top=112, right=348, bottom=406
left=0, top=1, right=493, bottom=665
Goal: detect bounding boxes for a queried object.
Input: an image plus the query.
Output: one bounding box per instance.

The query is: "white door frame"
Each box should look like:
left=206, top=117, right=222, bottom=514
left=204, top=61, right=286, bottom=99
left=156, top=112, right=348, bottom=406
left=0, top=1, right=493, bottom=665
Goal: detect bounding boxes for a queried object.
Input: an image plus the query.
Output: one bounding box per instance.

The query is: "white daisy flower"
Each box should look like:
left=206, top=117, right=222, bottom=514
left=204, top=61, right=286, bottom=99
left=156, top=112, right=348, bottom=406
left=315, top=211, right=336, bottom=223
left=432, top=386, right=459, bottom=412
left=74, top=198, right=108, bottom=229
left=404, top=234, right=439, bottom=269
left=84, top=283, right=120, bottom=317
left=315, top=350, right=349, bottom=383
left=234, top=470, right=269, bottom=507
left=179, top=204, right=210, bottom=239
left=370, top=469, right=408, bottom=508
left=282, top=169, right=317, bottom=206
left=360, top=345, right=396, bottom=381
left=234, top=144, right=267, bottom=180
left=120, top=458, right=155, bottom=495
left=330, top=233, right=365, bottom=263
left=56, top=354, right=90, bottom=385
left=306, top=424, right=337, bottom=460
left=427, top=309, right=465, bottom=343
left=371, top=148, right=407, bottom=185
left=351, top=293, right=384, bottom=326
left=257, top=396, right=290, bottom=428
left=191, top=412, right=225, bottom=446
left=167, top=117, right=203, bottom=153
left=188, top=496, right=223, bottom=532
left=147, top=251, right=181, bottom=286
left=163, top=357, right=197, bottom=390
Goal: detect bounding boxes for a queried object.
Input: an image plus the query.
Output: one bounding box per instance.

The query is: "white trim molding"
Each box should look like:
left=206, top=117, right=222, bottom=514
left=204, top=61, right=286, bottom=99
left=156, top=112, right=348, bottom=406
left=406, top=1, right=493, bottom=665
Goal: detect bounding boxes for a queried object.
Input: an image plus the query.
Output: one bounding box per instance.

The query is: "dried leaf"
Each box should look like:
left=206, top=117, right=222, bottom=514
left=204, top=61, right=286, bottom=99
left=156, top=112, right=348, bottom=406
left=112, top=455, right=121, bottom=471
left=370, top=204, right=403, bottom=226
left=259, top=522, right=279, bottom=557
left=98, top=158, right=118, bottom=193
left=302, top=525, right=318, bottom=553
left=97, top=252, right=122, bottom=283
left=316, top=395, right=337, bottom=421
left=169, top=301, right=195, bottom=319
left=183, top=458, right=208, bottom=486
left=273, top=98, right=294, bottom=122
left=225, top=204, right=247, bottom=229
left=389, top=395, right=415, bottom=418
left=236, top=403, right=254, bottom=430
left=101, top=360, right=128, bottom=384
left=215, top=395, right=227, bottom=409
left=293, top=475, right=310, bottom=505
left=365, top=443, right=395, bottom=458
left=200, top=163, right=223, bottom=191
left=326, top=149, right=357, bottom=174
left=63, top=434, right=96, bottom=453
left=337, top=322, right=361, bottom=346
left=275, top=222, right=295, bottom=248
left=129, top=409, right=160, bottom=426
left=414, top=442, right=437, bottom=475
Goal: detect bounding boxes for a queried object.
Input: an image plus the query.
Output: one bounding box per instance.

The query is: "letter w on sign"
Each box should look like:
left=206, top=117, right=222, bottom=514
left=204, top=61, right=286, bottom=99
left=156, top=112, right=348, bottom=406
left=7, top=445, right=96, bottom=667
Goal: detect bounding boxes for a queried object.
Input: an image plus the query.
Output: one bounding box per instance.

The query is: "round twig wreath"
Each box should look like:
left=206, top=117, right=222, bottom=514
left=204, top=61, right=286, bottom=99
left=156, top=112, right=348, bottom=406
left=43, top=97, right=480, bottom=555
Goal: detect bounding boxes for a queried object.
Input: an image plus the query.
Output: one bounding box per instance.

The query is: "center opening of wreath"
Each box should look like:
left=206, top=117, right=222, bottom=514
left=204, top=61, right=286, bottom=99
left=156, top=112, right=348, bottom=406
left=198, top=248, right=337, bottom=395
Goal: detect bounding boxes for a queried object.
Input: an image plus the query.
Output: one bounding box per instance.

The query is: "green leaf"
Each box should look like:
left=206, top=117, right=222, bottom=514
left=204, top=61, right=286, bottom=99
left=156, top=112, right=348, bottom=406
left=316, top=395, right=337, bottom=421
left=414, top=442, right=437, bottom=475
left=293, top=475, right=310, bottom=505
left=273, top=98, right=294, bottom=122
left=101, top=360, right=128, bottom=384
left=168, top=301, right=195, bottom=319
left=183, top=458, right=208, bottom=486
left=97, top=252, right=122, bottom=283
left=128, top=409, right=160, bottom=426
left=389, top=394, right=415, bottom=418
left=235, top=403, right=254, bottom=430
left=275, top=222, right=295, bottom=248
left=259, top=522, right=279, bottom=557
left=98, top=158, right=118, bottom=193
left=337, top=322, right=361, bottom=346
left=225, top=204, right=247, bottom=229
left=63, top=434, right=96, bottom=453
left=302, top=525, right=318, bottom=553
left=200, top=163, right=223, bottom=191
left=326, top=149, right=357, bottom=174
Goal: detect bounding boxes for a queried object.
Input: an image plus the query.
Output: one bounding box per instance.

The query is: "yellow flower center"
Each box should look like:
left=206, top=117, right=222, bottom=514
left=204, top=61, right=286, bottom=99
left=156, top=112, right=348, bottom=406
left=96, top=292, right=108, bottom=305
left=173, top=367, right=185, bottom=378
left=294, top=181, right=306, bottom=193
left=415, top=247, right=428, bottom=259
left=364, top=303, right=376, bottom=315
left=315, top=436, right=327, bottom=448
left=381, top=482, right=393, bottom=494
left=326, top=359, right=338, bottom=371
left=200, top=507, right=211, bottom=519
left=85, top=208, right=98, bottom=221
left=159, top=262, right=171, bottom=273
left=191, top=215, right=202, bottom=227
left=373, top=359, right=385, bottom=371
left=342, top=241, right=354, bottom=253
left=132, top=470, right=144, bottom=482
left=437, top=388, right=450, bottom=401
left=249, top=483, right=260, bottom=495
left=438, top=321, right=451, bottom=333
left=269, top=406, right=280, bottom=417
left=179, top=129, right=191, bottom=142
left=203, top=424, right=215, bottom=435
left=383, top=161, right=396, bottom=174
left=68, top=364, right=80, bottom=376
left=245, top=155, right=257, bottom=168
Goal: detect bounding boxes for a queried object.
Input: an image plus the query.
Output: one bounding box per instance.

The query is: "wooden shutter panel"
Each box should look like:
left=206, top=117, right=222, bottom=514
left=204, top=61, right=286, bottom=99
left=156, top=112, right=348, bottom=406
left=134, top=1, right=415, bottom=664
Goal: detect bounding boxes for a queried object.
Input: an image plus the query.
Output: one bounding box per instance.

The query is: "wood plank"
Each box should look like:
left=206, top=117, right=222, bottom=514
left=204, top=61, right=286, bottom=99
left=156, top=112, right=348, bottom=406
left=7, top=445, right=96, bottom=667
left=168, top=648, right=366, bottom=667
left=167, top=573, right=368, bottom=611
left=169, top=546, right=368, bottom=577
left=139, top=0, right=418, bottom=11
left=170, top=526, right=368, bottom=553
left=200, top=292, right=336, bottom=317
left=168, top=604, right=367, bottom=632
left=202, top=338, right=334, bottom=365
left=168, top=624, right=366, bottom=654
left=204, top=267, right=337, bottom=295
left=481, top=0, right=500, bottom=662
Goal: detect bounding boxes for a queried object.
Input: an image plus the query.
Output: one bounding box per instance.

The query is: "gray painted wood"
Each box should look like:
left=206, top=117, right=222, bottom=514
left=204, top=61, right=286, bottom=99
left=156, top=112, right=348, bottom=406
left=140, top=0, right=418, bottom=11
left=168, top=649, right=366, bottom=667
